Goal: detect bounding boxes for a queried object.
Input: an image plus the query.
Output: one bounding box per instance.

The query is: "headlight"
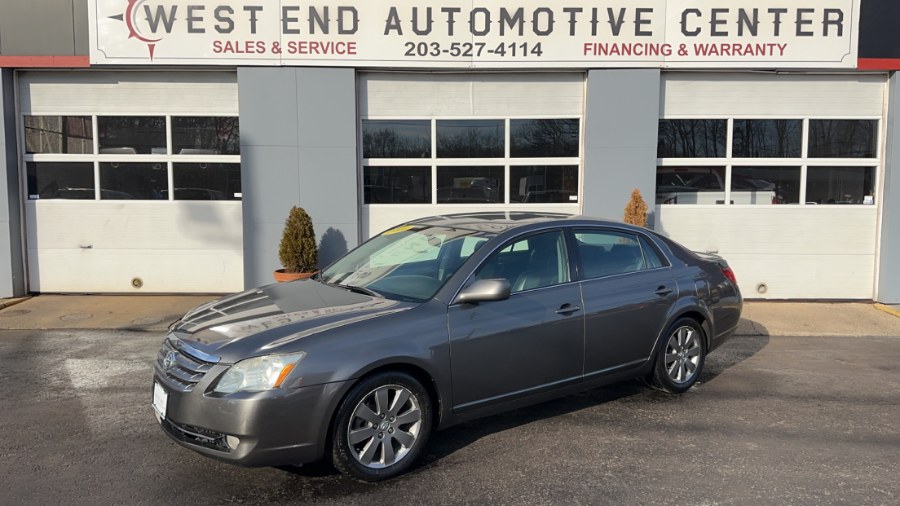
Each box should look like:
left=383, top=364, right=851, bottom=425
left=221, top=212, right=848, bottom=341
left=213, top=352, right=307, bottom=394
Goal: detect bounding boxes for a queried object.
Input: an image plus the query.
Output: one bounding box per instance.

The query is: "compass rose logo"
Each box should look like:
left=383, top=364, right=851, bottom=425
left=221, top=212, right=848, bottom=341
left=108, top=0, right=165, bottom=60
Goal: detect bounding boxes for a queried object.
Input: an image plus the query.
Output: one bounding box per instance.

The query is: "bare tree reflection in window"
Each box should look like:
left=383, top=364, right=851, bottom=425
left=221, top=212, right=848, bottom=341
left=511, top=119, right=579, bottom=157
left=437, top=120, right=504, bottom=158
left=658, top=119, right=727, bottom=158
left=733, top=120, right=802, bottom=158
left=172, top=117, right=240, bottom=155
left=809, top=120, right=877, bottom=158
left=361, top=120, right=431, bottom=158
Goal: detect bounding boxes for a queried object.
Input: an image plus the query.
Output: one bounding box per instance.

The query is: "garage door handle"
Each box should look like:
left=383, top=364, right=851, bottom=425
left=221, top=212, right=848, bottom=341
left=655, top=286, right=673, bottom=296
left=555, top=304, right=581, bottom=315
left=79, top=244, right=93, bottom=249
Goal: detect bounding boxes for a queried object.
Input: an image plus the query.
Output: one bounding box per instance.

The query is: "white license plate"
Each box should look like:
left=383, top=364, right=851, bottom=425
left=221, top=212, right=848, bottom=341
left=153, top=382, right=168, bottom=420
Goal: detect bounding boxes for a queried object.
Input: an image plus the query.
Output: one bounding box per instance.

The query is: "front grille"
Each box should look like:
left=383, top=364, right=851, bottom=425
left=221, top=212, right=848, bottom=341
left=156, top=339, right=215, bottom=392
left=161, top=419, right=230, bottom=452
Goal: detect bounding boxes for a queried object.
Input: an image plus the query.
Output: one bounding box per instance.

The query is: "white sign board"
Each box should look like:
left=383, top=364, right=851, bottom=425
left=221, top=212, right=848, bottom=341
left=89, top=0, right=860, bottom=69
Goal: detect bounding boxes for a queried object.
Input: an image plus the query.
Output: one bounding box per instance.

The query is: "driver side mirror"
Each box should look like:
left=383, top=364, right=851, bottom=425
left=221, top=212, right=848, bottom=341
left=454, top=279, right=511, bottom=304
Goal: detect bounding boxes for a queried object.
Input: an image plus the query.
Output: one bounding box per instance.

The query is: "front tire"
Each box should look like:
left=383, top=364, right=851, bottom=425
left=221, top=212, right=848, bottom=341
left=651, top=318, right=706, bottom=394
left=331, top=372, right=432, bottom=482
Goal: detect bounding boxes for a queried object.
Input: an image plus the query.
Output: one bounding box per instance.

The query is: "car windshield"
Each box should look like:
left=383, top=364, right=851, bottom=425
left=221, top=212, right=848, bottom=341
left=319, top=224, right=494, bottom=302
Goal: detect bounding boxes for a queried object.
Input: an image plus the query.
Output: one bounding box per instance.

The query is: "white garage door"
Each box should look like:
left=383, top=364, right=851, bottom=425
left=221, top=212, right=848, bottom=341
left=20, top=71, right=243, bottom=293
left=656, top=73, right=886, bottom=299
left=359, top=72, right=584, bottom=238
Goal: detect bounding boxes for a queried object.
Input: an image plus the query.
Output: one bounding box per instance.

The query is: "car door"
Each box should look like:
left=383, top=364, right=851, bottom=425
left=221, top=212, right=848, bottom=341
left=571, top=229, right=678, bottom=379
left=448, top=230, right=584, bottom=413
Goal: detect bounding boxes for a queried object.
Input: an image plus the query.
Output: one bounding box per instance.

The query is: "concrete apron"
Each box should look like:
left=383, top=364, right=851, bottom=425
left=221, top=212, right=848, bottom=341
left=0, top=295, right=898, bottom=337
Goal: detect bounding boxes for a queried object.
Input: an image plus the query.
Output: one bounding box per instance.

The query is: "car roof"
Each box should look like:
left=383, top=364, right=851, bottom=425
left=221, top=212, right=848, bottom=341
left=405, top=212, right=643, bottom=234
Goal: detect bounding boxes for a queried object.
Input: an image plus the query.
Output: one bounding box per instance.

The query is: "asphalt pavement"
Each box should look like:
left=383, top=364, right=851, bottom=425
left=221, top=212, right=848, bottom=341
left=0, top=313, right=898, bottom=504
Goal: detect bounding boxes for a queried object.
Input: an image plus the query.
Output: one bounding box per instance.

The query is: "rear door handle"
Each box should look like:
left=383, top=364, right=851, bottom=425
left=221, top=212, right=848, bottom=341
left=555, top=304, right=582, bottom=315
left=654, top=286, right=673, bottom=296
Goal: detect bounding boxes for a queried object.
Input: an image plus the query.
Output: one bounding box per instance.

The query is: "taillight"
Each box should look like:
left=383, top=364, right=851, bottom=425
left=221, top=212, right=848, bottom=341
left=721, top=266, right=738, bottom=285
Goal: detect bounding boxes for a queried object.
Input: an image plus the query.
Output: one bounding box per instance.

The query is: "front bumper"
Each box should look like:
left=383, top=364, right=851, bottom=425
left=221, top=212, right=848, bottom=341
left=153, top=364, right=349, bottom=467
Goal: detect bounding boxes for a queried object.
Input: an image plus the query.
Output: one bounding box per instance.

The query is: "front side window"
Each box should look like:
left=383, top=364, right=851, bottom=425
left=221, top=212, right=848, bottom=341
left=574, top=230, right=647, bottom=279
left=474, top=231, right=569, bottom=293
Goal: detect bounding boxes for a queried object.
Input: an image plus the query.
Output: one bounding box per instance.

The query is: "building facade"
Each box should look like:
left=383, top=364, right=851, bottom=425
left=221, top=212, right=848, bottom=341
left=1, top=0, right=899, bottom=302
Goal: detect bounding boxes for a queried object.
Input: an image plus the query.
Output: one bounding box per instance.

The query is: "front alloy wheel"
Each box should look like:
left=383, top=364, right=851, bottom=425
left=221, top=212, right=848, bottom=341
left=332, top=372, right=432, bottom=481
left=652, top=318, right=706, bottom=393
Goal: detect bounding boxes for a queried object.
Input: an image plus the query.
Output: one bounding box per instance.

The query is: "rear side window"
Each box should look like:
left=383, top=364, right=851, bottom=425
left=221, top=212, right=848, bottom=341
left=639, top=236, right=667, bottom=269
left=574, top=230, right=646, bottom=279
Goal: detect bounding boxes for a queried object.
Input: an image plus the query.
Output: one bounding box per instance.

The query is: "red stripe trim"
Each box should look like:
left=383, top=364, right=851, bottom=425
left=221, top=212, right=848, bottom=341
left=0, top=56, right=90, bottom=68
left=858, top=58, right=900, bottom=70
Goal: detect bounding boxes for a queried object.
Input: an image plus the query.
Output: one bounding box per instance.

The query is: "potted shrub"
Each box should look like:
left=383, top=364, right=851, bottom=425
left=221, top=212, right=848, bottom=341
left=274, top=206, right=318, bottom=282
left=623, top=188, right=649, bottom=227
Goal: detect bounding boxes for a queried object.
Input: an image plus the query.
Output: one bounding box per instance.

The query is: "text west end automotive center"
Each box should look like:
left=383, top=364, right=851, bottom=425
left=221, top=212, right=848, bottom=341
left=0, top=0, right=899, bottom=302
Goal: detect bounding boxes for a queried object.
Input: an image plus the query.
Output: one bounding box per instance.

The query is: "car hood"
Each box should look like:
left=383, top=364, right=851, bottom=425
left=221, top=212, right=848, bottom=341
left=169, top=279, right=415, bottom=362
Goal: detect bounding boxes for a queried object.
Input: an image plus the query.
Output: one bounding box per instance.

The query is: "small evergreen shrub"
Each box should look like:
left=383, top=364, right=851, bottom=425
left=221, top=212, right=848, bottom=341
left=623, top=189, right=649, bottom=227
left=278, top=206, right=318, bottom=273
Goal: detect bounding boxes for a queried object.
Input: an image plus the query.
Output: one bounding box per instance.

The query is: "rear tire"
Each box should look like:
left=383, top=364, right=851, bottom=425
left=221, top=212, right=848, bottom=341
left=331, top=372, right=432, bottom=482
left=651, top=318, right=706, bottom=394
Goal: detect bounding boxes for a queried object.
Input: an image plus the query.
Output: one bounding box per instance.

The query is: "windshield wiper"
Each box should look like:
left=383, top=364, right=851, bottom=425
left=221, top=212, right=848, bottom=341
left=333, top=283, right=383, bottom=298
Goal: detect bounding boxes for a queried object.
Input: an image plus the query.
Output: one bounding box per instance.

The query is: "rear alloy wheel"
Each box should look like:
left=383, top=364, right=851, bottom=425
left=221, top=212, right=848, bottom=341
left=652, top=318, right=706, bottom=394
left=332, top=372, right=432, bottom=481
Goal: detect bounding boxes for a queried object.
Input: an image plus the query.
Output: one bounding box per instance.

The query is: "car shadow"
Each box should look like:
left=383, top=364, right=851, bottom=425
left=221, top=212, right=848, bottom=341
left=278, top=321, right=770, bottom=481
left=419, top=323, right=770, bottom=473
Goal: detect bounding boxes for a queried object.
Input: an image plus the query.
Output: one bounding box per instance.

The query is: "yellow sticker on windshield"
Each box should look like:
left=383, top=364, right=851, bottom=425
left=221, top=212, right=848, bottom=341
left=382, top=225, right=414, bottom=236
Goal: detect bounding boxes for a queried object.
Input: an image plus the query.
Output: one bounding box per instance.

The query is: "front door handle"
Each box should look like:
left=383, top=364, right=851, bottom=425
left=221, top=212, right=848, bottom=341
left=555, top=304, right=582, bottom=315
left=655, top=286, right=673, bottom=296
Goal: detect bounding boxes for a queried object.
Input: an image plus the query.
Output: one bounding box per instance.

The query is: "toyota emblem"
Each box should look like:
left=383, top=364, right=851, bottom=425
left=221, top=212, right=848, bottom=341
left=163, top=350, right=178, bottom=371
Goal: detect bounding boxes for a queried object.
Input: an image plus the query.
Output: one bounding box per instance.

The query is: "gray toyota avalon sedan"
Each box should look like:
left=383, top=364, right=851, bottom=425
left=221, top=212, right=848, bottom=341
left=153, top=212, right=742, bottom=481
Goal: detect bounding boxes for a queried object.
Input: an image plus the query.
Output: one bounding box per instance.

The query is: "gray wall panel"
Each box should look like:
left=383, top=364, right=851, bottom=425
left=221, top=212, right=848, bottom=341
left=0, top=1, right=81, bottom=56
left=582, top=69, right=660, bottom=224
left=0, top=69, right=26, bottom=297
left=73, top=0, right=90, bottom=56
left=238, top=67, right=359, bottom=289
left=877, top=73, right=900, bottom=303
left=237, top=68, right=299, bottom=148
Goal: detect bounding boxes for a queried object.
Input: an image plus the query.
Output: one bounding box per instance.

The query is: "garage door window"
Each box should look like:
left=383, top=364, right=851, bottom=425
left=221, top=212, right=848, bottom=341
left=657, top=119, right=727, bottom=158
left=98, top=116, right=166, bottom=154
left=361, top=120, right=431, bottom=158
left=362, top=117, right=581, bottom=205
left=23, top=115, right=241, bottom=201
left=24, top=116, right=92, bottom=154
left=806, top=166, right=876, bottom=205
left=657, top=118, right=879, bottom=206
left=26, top=161, right=94, bottom=199
left=437, top=120, right=504, bottom=158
